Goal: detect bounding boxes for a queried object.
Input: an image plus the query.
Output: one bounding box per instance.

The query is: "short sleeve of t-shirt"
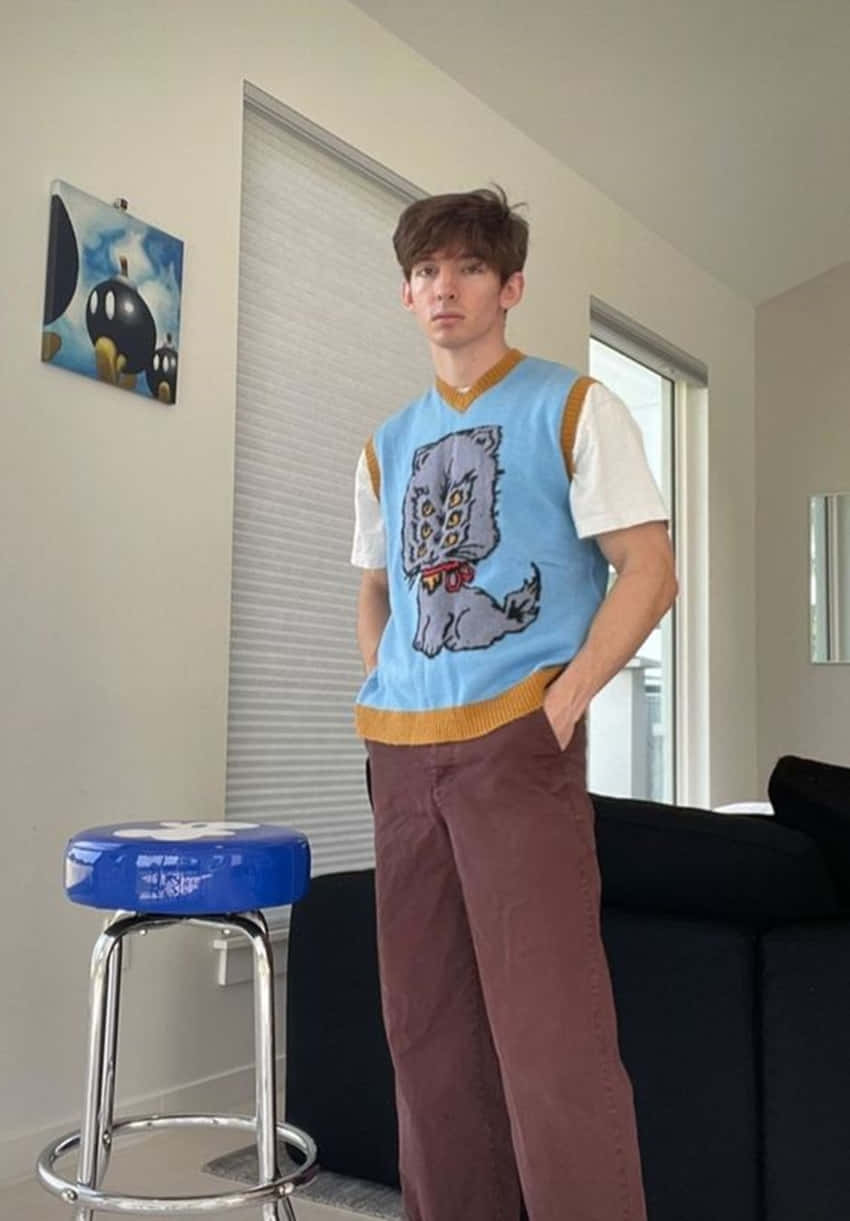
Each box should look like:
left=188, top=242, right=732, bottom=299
left=349, top=380, right=670, bottom=567
left=569, top=381, right=669, bottom=539
left=351, top=448, right=387, bottom=568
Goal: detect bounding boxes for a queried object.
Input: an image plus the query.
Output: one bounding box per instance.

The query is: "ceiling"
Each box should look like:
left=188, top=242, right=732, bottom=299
left=351, top=0, right=850, bottom=304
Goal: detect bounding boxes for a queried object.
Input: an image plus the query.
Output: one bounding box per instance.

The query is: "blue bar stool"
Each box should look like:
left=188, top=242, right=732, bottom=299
left=37, top=820, right=317, bottom=1219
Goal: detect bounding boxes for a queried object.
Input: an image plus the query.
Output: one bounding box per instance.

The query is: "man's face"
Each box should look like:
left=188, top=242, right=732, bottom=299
left=401, top=249, right=524, bottom=352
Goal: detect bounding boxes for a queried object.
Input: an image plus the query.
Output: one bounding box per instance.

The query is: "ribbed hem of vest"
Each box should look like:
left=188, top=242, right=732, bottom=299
left=354, top=665, right=565, bottom=745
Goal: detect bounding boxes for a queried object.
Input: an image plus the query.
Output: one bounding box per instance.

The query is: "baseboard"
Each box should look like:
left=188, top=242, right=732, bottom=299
left=0, top=1055, right=285, bottom=1188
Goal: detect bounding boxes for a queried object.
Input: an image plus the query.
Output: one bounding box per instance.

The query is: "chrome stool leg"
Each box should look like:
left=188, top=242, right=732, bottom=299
left=227, top=910, right=297, bottom=1221
left=73, top=911, right=141, bottom=1221
left=96, top=914, right=124, bottom=1183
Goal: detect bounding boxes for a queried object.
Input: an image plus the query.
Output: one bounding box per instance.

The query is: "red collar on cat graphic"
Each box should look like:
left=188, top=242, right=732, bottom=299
left=421, top=560, right=475, bottom=593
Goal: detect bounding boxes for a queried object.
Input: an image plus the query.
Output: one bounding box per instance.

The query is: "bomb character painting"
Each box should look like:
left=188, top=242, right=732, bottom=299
left=41, top=181, right=184, bottom=405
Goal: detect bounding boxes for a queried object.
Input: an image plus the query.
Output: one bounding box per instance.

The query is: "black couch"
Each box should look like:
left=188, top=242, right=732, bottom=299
left=285, top=754, right=850, bottom=1221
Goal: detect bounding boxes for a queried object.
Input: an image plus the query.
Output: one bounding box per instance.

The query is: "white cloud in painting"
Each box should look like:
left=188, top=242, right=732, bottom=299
left=138, top=259, right=182, bottom=345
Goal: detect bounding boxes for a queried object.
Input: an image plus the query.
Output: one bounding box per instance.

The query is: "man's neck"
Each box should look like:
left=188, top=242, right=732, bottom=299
left=430, top=336, right=511, bottom=390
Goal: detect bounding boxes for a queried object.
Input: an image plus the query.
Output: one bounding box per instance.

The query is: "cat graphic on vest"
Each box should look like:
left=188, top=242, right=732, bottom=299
left=402, top=425, right=541, bottom=656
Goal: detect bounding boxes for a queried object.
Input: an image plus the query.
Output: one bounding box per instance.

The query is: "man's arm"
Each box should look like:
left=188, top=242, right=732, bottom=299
left=543, top=520, right=677, bottom=748
left=356, top=567, right=390, bottom=675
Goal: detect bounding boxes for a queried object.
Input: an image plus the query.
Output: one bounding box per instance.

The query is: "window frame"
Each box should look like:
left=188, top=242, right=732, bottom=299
left=590, top=299, right=709, bottom=807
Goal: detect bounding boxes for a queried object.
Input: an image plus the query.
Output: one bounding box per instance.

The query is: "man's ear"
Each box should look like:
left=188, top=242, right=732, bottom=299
left=500, top=271, right=525, bottom=312
left=401, top=278, right=414, bottom=311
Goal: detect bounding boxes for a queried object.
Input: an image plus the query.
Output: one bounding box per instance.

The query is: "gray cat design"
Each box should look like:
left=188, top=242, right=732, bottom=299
left=401, top=425, right=541, bottom=657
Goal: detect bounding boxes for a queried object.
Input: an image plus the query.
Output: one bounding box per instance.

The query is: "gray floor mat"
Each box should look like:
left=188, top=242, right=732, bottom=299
left=203, top=1144, right=404, bottom=1219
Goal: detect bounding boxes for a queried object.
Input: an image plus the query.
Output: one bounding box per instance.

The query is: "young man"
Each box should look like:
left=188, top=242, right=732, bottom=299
left=351, top=187, right=676, bottom=1221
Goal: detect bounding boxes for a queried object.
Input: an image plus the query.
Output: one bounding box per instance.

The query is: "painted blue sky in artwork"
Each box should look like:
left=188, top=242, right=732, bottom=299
left=44, top=180, right=184, bottom=398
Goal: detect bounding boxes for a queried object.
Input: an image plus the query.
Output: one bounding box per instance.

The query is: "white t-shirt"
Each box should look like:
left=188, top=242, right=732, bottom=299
left=351, top=380, right=668, bottom=568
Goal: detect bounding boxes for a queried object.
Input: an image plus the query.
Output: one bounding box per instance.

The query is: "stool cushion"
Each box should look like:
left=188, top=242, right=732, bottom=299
left=64, top=821, right=310, bottom=915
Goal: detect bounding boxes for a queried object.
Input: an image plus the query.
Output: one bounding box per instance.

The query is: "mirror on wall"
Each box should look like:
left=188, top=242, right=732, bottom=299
left=810, top=494, right=850, bottom=663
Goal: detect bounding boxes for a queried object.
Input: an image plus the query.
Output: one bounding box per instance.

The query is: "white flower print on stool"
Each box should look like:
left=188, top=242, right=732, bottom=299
left=114, top=821, right=259, bottom=841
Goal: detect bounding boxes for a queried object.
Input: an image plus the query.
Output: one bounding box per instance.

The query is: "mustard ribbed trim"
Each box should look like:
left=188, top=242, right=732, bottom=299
left=364, top=436, right=380, bottom=499
left=561, top=375, right=597, bottom=479
left=354, top=665, right=564, bottom=745
left=434, top=349, right=525, bottom=413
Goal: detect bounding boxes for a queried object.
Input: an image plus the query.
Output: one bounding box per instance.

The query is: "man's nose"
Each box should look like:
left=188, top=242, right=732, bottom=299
left=435, top=270, right=457, bottom=299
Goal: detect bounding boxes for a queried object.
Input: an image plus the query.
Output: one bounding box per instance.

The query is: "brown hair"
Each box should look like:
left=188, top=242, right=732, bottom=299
left=392, top=186, right=528, bottom=284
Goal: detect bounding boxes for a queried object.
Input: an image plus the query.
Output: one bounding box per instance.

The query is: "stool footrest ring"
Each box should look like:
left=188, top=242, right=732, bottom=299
left=36, top=1113, right=319, bottom=1214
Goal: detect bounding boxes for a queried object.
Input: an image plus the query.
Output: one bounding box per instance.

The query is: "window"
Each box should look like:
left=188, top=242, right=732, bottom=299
left=588, top=300, right=707, bottom=804
left=226, top=85, right=430, bottom=925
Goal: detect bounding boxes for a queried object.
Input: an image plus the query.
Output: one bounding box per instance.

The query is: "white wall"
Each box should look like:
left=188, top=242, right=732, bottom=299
left=756, top=262, right=850, bottom=788
left=0, top=0, right=756, bottom=1180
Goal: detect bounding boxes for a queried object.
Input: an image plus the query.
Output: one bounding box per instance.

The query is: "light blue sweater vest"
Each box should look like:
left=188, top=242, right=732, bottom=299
left=355, top=352, right=608, bottom=744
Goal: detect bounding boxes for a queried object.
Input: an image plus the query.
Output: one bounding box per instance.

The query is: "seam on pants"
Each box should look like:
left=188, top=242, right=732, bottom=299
left=573, top=793, right=635, bottom=1221
left=433, top=762, right=516, bottom=1221
left=468, top=973, right=516, bottom=1221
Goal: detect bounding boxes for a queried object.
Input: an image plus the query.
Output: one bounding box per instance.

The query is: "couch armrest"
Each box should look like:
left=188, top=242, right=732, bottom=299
left=591, top=792, right=841, bottom=926
left=768, top=754, right=850, bottom=902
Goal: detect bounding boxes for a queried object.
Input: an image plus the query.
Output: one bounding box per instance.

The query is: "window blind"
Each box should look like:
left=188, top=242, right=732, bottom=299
left=226, top=89, right=431, bottom=891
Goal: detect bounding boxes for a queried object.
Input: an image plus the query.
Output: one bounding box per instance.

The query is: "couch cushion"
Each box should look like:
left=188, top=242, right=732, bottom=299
left=591, top=793, right=842, bottom=926
left=768, top=754, right=850, bottom=901
left=604, top=910, right=761, bottom=1221
left=761, top=922, right=850, bottom=1221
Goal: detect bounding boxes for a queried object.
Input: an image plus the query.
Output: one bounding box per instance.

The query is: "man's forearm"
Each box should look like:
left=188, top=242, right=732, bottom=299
left=357, top=582, right=390, bottom=674
left=544, top=563, right=677, bottom=734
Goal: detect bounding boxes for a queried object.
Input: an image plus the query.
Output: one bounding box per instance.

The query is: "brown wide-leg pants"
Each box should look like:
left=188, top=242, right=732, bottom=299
left=365, top=709, right=648, bottom=1221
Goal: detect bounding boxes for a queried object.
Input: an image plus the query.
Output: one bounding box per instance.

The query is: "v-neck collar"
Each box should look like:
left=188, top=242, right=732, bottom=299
left=434, top=348, right=525, bottom=413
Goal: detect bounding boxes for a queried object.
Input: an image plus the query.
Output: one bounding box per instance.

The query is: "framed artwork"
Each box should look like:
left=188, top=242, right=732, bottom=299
left=41, top=180, right=184, bottom=405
